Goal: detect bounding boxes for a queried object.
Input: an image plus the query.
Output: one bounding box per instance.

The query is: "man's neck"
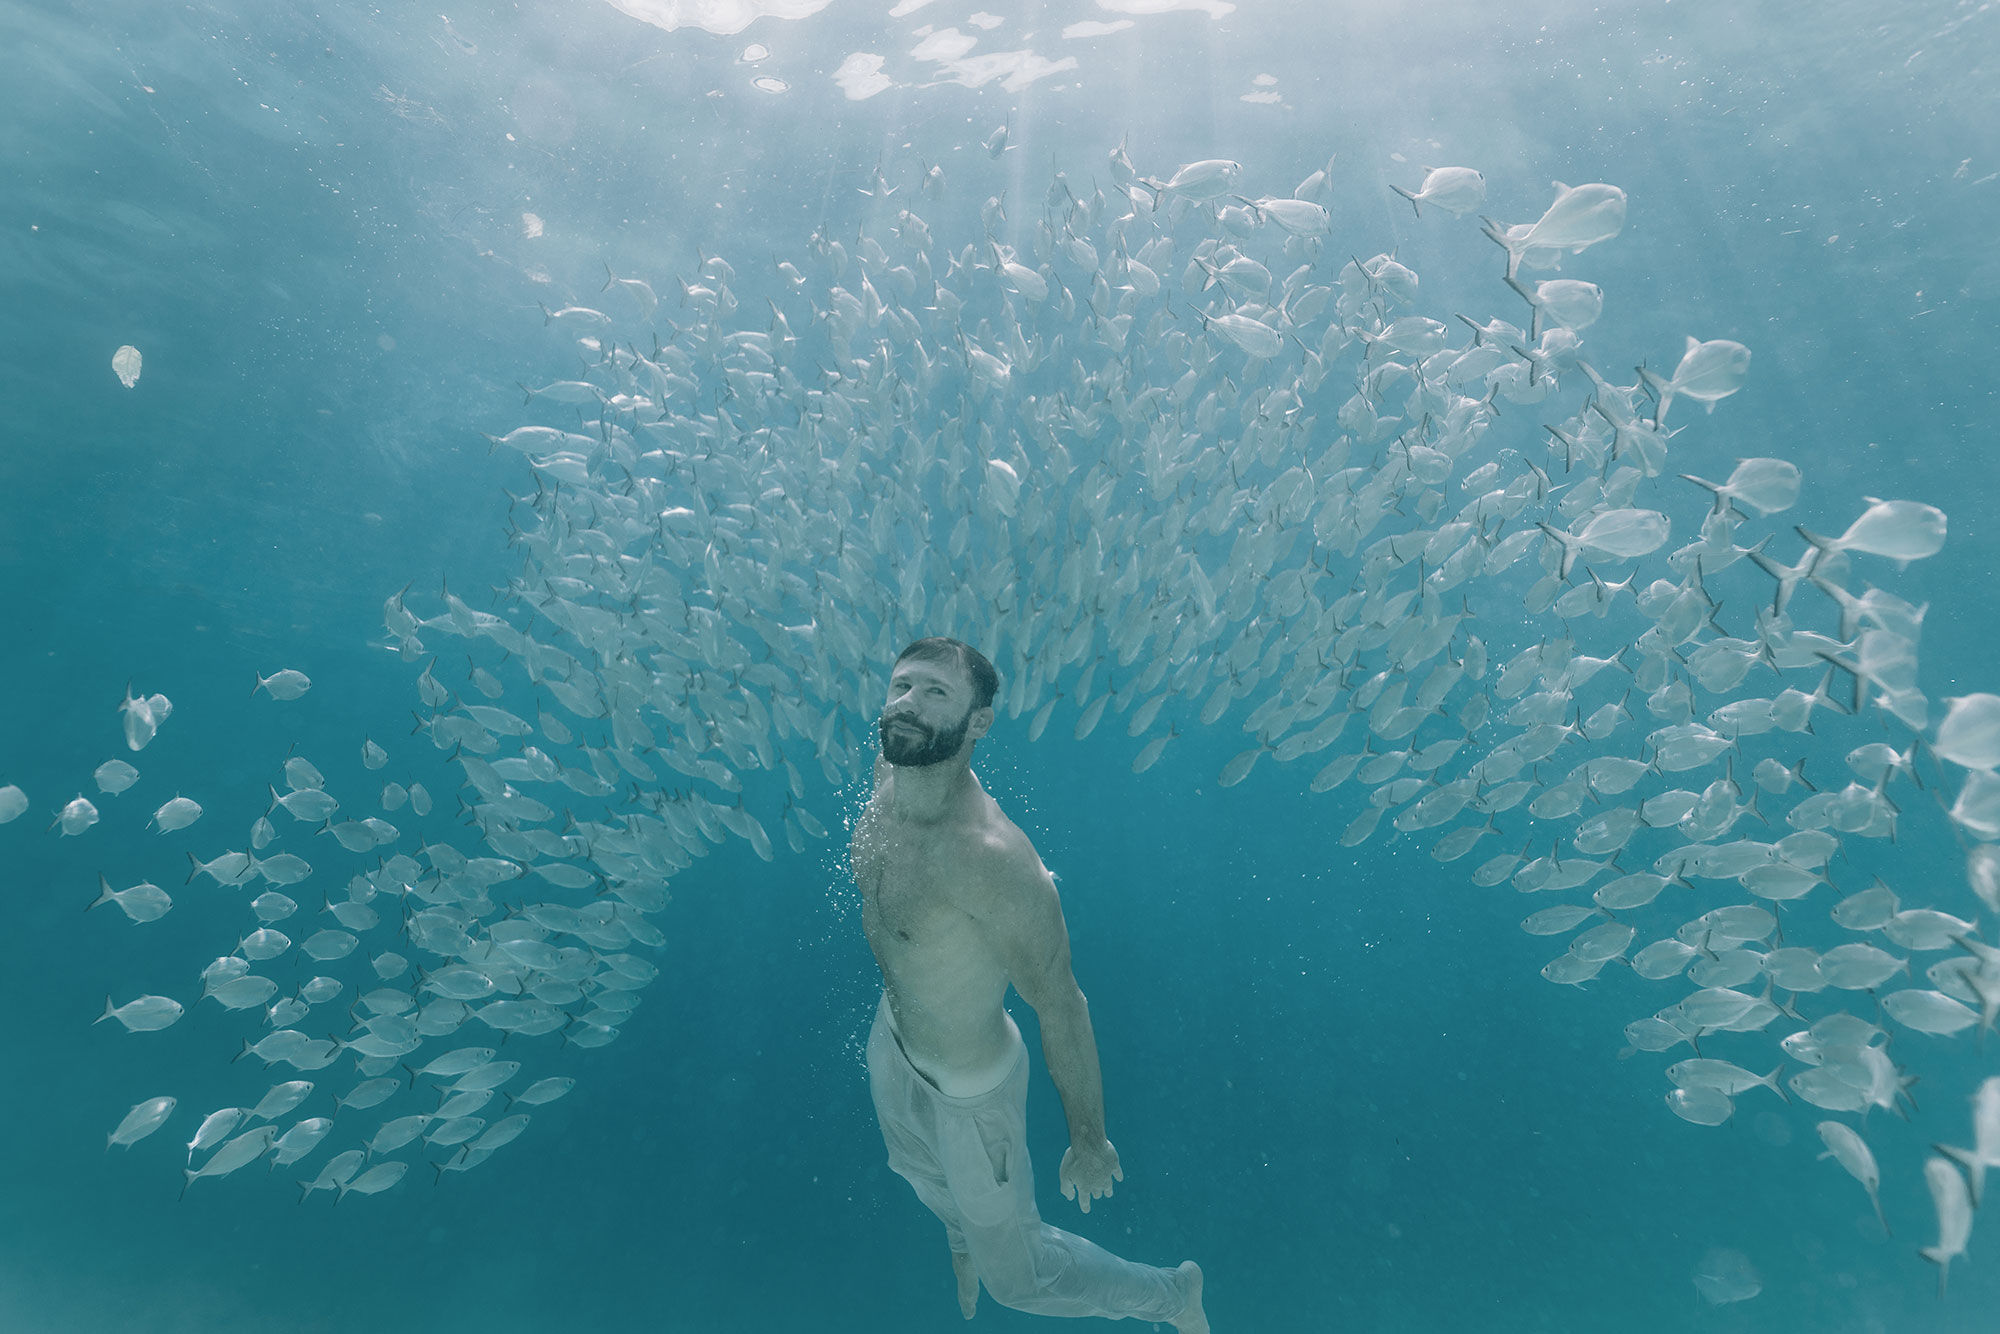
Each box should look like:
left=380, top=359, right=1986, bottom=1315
left=883, top=760, right=975, bottom=825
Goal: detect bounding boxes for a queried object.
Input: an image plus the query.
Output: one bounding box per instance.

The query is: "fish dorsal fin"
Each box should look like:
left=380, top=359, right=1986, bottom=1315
left=1686, top=335, right=1700, bottom=354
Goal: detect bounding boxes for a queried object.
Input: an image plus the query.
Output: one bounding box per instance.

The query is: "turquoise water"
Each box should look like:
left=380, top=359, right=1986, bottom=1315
left=4, top=2, right=2000, bottom=1330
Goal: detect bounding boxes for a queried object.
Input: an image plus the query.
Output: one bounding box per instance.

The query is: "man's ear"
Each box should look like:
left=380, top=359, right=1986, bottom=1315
left=968, top=705, right=995, bottom=742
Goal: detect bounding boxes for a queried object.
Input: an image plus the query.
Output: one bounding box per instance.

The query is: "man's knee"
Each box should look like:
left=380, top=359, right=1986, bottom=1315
left=975, top=1264, right=1042, bottom=1311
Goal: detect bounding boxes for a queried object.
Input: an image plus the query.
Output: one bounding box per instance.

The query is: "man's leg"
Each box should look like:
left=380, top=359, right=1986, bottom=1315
left=867, top=1001, right=980, bottom=1318
left=938, top=1058, right=1194, bottom=1324
left=951, top=1250, right=979, bottom=1320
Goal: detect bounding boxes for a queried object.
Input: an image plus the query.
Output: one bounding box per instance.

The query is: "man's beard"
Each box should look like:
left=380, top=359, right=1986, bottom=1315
left=880, top=707, right=972, bottom=767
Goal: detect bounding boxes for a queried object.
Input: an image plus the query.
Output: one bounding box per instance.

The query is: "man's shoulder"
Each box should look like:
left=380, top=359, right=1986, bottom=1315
left=956, top=809, right=1054, bottom=907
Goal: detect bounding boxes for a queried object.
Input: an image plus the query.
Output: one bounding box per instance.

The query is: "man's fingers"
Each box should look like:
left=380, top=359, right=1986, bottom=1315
left=1112, top=1164, right=1125, bottom=1182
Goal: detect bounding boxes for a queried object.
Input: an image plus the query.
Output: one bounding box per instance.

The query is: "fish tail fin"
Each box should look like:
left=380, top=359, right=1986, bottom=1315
left=180, top=1170, right=196, bottom=1202
left=1745, top=547, right=1785, bottom=582
left=89, top=874, right=114, bottom=913
left=1479, top=217, right=1524, bottom=278
left=185, top=852, right=201, bottom=885
left=1636, top=364, right=1673, bottom=424
left=1679, top=471, right=1728, bottom=513
left=1535, top=522, right=1578, bottom=580
left=1390, top=184, right=1421, bottom=218
left=1795, top=525, right=1839, bottom=553
left=1933, top=1140, right=1979, bottom=1182
left=95, top=995, right=114, bottom=1025
left=1920, top=1248, right=1952, bottom=1297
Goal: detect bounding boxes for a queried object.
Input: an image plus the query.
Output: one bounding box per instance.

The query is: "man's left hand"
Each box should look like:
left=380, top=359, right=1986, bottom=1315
left=1058, top=1138, right=1123, bottom=1214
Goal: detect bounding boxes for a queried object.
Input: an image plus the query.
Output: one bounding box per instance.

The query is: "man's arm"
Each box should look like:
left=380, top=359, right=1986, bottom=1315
left=961, top=836, right=1123, bottom=1210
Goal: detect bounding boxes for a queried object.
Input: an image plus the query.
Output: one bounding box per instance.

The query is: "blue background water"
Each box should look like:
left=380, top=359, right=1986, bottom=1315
left=3, top=1, right=1999, bottom=1330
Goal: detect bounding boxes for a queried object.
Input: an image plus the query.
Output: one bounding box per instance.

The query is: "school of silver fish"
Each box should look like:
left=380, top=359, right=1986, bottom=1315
left=12, top=141, right=2000, bottom=1288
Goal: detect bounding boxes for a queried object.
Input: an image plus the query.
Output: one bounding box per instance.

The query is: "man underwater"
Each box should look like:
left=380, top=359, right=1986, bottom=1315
left=852, top=636, right=1209, bottom=1329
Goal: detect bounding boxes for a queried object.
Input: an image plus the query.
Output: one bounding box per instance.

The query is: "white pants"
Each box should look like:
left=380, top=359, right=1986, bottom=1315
left=866, top=995, right=1189, bottom=1322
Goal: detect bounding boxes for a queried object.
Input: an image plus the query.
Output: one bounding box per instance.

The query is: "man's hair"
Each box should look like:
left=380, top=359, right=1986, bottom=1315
left=893, top=637, right=999, bottom=711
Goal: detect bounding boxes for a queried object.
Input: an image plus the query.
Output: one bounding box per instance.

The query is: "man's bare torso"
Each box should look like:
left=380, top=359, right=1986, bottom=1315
left=853, top=772, right=1025, bottom=1097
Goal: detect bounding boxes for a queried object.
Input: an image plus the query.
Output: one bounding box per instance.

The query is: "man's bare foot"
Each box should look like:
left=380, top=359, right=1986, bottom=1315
left=952, top=1251, right=978, bottom=1320
left=1170, top=1261, right=1208, bottom=1334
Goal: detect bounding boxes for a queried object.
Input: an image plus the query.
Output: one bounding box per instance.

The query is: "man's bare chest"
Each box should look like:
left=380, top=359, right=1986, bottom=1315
left=858, top=837, right=958, bottom=943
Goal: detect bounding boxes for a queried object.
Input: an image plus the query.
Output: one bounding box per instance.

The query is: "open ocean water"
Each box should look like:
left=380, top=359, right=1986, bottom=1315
left=4, top=2, right=2000, bottom=1331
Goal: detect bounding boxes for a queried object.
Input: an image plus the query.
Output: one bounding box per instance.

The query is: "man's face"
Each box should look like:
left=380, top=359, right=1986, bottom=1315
left=880, top=659, right=979, bottom=767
